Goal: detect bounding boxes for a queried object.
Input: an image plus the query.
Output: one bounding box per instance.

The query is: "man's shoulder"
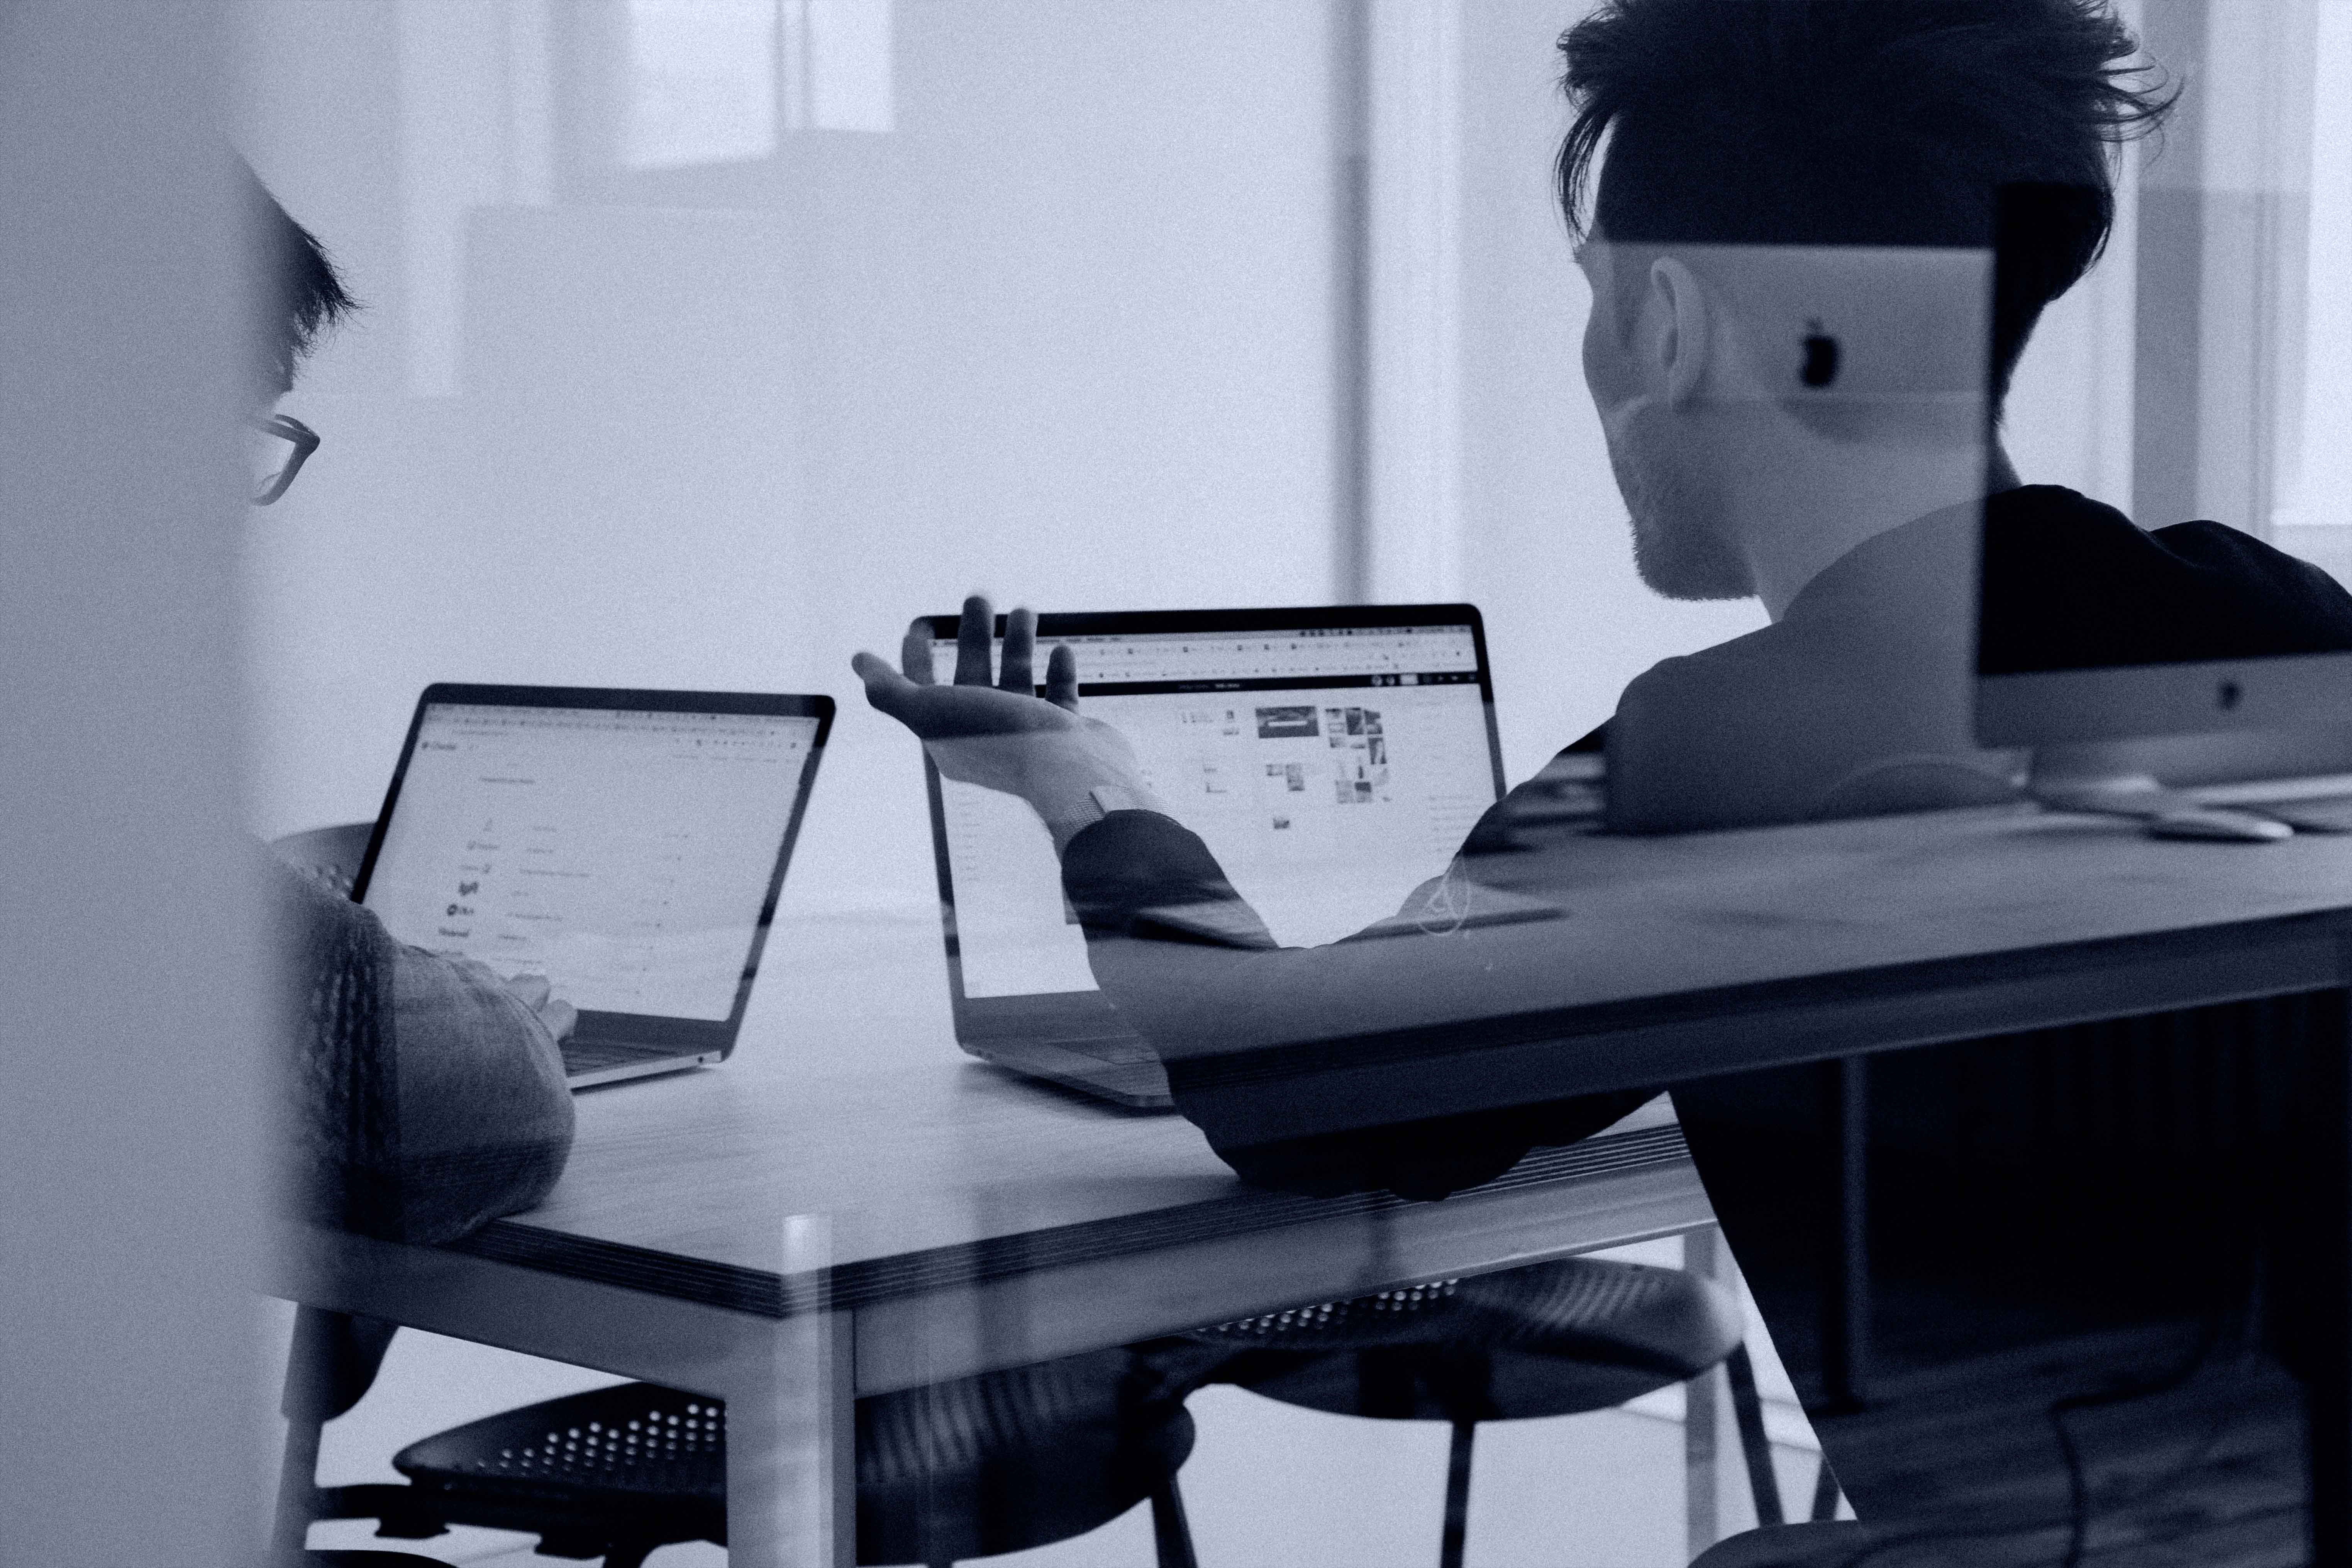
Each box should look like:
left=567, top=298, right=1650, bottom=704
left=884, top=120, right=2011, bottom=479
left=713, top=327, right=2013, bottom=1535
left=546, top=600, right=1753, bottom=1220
left=1983, top=486, right=2352, bottom=671
left=1616, top=613, right=1828, bottom=712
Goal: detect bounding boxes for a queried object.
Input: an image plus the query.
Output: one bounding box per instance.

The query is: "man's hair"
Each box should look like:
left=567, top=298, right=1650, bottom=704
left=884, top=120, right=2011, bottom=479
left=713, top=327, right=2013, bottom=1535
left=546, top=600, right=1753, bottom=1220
left=1557, top=0, right=2173, bottom=400
left=239, top=159, right=357, bottom=392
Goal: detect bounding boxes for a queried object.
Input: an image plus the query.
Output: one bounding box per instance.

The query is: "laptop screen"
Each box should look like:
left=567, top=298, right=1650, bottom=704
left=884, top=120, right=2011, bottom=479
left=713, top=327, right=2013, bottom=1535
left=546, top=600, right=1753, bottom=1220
left=929, top=618, right=1501, bottom=1002
left=361, top=700, right=824, bottom=1022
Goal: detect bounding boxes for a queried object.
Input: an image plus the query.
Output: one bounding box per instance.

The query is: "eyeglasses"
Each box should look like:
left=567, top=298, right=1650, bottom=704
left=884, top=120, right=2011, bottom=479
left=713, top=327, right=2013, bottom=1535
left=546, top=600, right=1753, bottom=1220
left=246, top=412, right=320, bottom=506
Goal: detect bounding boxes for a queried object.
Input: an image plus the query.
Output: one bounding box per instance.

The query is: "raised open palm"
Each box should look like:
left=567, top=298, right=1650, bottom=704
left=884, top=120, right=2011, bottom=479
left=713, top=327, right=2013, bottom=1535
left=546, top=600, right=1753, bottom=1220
left=853, top=595, right=1157, bottom=842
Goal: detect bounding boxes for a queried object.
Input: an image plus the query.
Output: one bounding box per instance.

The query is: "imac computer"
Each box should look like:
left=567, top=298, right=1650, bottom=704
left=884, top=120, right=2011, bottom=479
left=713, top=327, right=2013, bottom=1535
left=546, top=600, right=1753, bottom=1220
left=1977, top=187, right=2352, bottom=839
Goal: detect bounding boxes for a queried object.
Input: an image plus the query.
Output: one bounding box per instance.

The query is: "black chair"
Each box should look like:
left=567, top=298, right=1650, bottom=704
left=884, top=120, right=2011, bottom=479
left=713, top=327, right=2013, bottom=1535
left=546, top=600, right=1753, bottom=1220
left=276, top=1307, right=1200, bottom=1568
left=1688, top=1520, right=1872, bottom=1566
left=272, top=820, right=373, bottom=896
left=1163, top=1255, right=1785, bottom=1568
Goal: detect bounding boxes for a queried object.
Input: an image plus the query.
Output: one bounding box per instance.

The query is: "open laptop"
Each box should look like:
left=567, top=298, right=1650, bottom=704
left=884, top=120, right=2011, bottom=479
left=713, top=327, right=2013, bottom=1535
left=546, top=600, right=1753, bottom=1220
left=921, top=606, right=1515, bottom=1109
left=351, top=684, right=833, bottom=1087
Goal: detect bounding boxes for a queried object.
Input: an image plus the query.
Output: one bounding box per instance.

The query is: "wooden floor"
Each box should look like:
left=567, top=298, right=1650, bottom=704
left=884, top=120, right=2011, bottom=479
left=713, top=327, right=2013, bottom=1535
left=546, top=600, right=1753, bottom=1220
left=1807, top=1321, right=2305, bottom=1566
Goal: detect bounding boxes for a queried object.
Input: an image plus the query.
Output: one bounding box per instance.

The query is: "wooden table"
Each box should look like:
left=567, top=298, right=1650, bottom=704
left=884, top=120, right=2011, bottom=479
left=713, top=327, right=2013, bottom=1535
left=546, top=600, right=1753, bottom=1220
left=272, top=802, right=2352, bottom=1566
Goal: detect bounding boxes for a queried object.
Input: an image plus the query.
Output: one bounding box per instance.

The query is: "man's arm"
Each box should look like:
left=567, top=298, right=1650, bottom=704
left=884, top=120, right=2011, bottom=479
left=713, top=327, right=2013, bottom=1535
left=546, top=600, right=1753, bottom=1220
left=857, top=599, right=1647, bottom=1198
left=266, top=848, right=576, bottom=1244
left=1059, top=793, right=1650, bottom=1200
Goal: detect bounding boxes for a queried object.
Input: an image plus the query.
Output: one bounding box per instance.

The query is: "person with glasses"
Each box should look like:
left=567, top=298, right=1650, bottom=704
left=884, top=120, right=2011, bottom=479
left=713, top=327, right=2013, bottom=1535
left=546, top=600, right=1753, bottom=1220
left=242, top=163, right=580, bottom=1248
left=249, top=410, right=318, bottom=508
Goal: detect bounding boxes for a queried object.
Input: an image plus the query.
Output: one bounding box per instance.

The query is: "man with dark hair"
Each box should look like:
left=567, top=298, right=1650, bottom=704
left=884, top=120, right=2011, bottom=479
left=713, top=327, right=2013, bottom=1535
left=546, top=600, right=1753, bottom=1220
left=241, top=159, right=357, bottom=404
left=1557, top=0, right=2164, bottom=406
left=857, top=0, right=2335, bottom=1167
left=1555, top=0, right=2352, bottom=833
left=855, top=2, right=2345, bottom=1545
left=242, top=167, right=578, bottom=1247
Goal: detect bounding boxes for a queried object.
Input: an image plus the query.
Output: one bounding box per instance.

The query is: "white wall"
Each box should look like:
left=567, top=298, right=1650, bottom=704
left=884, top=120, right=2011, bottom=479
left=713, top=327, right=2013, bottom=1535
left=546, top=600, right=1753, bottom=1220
left=241, top=0, right=1347, bottom=916
left=242, top=0, right=1831, bottom=856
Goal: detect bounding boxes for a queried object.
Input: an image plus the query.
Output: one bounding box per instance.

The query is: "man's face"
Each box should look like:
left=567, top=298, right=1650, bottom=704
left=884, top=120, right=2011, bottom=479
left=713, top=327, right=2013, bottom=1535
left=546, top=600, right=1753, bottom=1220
left=1576, top=240, right=1754, bottom=601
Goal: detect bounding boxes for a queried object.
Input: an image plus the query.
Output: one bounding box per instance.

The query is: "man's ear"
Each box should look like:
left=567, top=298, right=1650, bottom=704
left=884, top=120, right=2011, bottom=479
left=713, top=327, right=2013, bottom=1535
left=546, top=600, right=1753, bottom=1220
left=1648, top=257, right=1709, bottom=410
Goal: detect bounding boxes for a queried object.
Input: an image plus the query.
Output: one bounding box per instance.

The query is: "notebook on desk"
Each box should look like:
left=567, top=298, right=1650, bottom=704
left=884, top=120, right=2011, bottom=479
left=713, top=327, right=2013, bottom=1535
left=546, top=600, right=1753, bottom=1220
left=920, top=605, right=1528, bottom=1109
left=350, top=684, right=832, bottom=1088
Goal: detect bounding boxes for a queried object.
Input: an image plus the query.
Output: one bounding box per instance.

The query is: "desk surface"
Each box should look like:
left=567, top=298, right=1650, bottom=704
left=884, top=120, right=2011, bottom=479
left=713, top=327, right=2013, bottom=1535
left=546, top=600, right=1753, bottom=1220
left=436, top=803, right=2352, bottom=1355
left=273, top=800, right=2352, bottom=1568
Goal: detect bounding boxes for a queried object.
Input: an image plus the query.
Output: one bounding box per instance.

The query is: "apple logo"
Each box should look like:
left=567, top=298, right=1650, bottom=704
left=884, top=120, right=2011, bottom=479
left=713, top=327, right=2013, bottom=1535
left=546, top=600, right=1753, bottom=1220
left=1801, top=318, right=1839, bottom=388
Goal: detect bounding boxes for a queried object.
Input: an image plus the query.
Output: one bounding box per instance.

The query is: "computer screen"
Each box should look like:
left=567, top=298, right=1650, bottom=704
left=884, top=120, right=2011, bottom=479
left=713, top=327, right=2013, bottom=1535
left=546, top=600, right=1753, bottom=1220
left=362, top=702, right=822, bottom=1020
left=931, top=622, right=1500, bottom=1000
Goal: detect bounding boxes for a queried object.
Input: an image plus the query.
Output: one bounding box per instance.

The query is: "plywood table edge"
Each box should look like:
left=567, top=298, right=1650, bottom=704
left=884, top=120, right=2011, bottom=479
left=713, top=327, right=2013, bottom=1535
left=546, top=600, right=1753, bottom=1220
left=1176, top=912, right=2352, bottom=1139
left=268, top=1223, right=804, bottom=1401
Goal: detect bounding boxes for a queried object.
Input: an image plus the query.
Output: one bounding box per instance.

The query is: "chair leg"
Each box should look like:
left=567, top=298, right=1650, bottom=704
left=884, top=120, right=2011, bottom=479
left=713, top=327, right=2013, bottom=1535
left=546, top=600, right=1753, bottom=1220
left=272, top=1307, right=409, bottom=1563
left=1723, top=1343, right=1784, bottom=1527
left=1439, top=1420, right=1476, bottom=1568
left=1810, top=1453, right=1843, bottom=1521
left=1149, top=1473, right=1200, bottom=1568
left=270, top=1404, right=324, bottom=1565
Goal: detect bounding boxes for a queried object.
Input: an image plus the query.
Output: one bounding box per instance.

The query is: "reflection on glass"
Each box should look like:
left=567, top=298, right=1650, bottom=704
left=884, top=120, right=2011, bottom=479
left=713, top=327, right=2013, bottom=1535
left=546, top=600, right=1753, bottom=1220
left=624, top=0, right=780, bottom=170
left=622, top=0, right=894, bottom=165
left=1587, top=241, right=2005, bottom=831
left=798, top=0, right=894, bottom=134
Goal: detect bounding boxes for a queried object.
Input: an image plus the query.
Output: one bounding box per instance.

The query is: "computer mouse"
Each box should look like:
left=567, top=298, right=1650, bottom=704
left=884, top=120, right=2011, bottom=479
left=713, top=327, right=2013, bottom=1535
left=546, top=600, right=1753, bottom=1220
left=2144, top=808, right=2293, bottom=843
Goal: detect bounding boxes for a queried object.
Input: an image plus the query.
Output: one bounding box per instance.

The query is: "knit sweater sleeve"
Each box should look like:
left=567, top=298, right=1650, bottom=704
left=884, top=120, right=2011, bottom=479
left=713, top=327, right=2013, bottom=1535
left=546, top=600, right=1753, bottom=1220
left=267, top=848, right=575, bottom=1244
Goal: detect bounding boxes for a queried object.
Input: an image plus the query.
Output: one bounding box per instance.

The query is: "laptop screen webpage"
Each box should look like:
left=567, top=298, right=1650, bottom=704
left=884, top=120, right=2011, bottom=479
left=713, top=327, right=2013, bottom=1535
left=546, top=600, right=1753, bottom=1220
left=932, top=624, right=1498, bottom=1000
left=363, top=703, right=821, bottom=1021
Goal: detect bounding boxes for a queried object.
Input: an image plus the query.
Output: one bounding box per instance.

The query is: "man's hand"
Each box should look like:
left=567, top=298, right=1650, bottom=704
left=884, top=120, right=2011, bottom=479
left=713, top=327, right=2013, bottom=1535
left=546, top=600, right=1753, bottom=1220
left=459, top=959, right=578, bottom=1043
left=853, top=595, right=1165, bottom=852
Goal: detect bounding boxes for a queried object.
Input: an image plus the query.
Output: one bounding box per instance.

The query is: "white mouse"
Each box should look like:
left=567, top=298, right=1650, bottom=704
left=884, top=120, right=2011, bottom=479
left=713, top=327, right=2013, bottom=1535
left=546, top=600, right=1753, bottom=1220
left=2144, top=808, right=2293, bottom=843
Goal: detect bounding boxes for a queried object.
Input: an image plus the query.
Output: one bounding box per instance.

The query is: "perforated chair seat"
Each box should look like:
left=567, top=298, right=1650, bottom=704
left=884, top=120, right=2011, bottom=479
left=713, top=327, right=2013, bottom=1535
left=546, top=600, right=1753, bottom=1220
left=857, top=1349, right=1195, bottom=1566
left=383, top=1349, right=1195, bottom=1566
left=1184, top=1256, right=1745, bottom=1421
left=391, top=1385, right=724, bottom=1556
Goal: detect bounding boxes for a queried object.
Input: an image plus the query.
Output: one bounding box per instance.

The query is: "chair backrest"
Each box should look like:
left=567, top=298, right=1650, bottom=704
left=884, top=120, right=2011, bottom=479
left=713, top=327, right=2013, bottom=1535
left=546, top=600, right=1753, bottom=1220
left=268, top=822, right=375, bottom=898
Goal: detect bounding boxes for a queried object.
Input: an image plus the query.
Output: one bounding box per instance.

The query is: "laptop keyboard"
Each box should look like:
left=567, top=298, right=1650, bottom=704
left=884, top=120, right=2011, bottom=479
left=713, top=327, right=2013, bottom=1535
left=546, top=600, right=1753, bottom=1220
left=561, top=1039, right=679, bottom=1076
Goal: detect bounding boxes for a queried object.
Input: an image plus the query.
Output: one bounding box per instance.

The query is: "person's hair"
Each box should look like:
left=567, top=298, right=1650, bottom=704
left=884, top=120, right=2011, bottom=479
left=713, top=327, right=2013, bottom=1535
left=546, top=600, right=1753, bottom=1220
left=1556, top=0, right=2174, bottom=401
left=239, top=159, right=358, bottom=393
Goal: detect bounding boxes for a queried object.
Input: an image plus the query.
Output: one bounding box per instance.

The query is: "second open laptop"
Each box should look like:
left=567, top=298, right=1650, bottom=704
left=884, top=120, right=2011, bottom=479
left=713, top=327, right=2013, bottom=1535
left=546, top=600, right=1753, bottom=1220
left=921, top=605, right=1514, bottom=1109
left=351, top=683, right=833, bottom=1087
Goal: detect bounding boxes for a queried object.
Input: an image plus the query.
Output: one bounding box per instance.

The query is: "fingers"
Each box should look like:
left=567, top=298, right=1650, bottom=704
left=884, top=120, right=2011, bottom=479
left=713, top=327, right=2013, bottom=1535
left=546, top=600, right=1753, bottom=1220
left=542, top=998, right=578, bottom=1044
left=1000, top=606, right=1037, bottom=693
left=954, top=593, right=995, bottom=686
left=852, top=650, right=919, bottom=719
left=901, top=618, right=937, bottom=685
left=507, top=972, right=551, bottom=1009
left=1046, top=642, right=1080, bottom=711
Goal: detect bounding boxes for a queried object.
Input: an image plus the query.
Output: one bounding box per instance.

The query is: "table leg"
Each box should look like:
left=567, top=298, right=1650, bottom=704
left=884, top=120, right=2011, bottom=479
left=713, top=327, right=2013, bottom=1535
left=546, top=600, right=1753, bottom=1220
left=2303, top=987, right=2352, bottom=1567
left=728, top=1214, right=857, bottom=1568
left=1685, top=1225, right=1721, bottom=1559
left=1821, top=1054, right=1869, bottom=1415
left=727, top=1306, right=855, bottom=1568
